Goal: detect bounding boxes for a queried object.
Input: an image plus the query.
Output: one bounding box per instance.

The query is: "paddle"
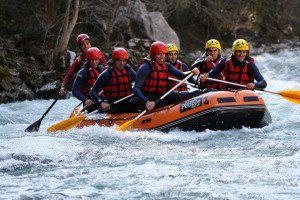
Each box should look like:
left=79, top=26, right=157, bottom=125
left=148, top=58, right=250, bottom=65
left=204, top=76, right=300, bottom=104
left=116, top=73, right=194, bottom=131
left=24, top=75, right=77, bottom=132
left=168, top=77, right=196, bottom=87
left=47, top=93, right=135, bottom=133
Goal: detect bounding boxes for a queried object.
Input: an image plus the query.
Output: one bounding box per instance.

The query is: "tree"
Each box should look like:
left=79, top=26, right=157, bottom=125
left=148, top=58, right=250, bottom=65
left=25, top=0, right=79, bottom=69
left=56, top=0, right=79, bottom=58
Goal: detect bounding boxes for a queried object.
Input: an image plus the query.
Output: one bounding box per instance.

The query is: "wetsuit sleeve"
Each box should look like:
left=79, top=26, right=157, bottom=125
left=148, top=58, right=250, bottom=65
left=133, top=63, right=152, bottom=103
left=129, top=68, right=136, bottom=82
left=72, top=69, right=89, bottom=102
left=207, top=58, right=226, bottom=78
left=182, top=63, right=191, bottom=72
left=182, top=63, right=197, bottom=84
left=248, top=62, right=267, bottom=89
left=167, top=63, right=186, bottom=79
left=62, top=59, right=79, bottom=87
left=89, top=69, right=111, bottom=103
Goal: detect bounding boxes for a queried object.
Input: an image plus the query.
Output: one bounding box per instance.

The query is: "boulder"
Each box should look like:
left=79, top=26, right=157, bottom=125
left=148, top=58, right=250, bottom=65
left=114, top=0, right=180, bottom=48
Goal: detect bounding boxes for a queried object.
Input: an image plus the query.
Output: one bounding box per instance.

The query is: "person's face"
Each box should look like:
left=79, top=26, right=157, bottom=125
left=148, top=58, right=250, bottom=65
left=89, top=59, right=100, bottom=68
left=206, top=48, right=219, bottom=60
left=114, top=59, right=127, bottom=70
left=153, top=53, right=166, bottom=64
left=166, top=51, right=178, bottom=64
left=234, top=50, right=247, bottom=62
left=80, top=40, right=91, bottom=53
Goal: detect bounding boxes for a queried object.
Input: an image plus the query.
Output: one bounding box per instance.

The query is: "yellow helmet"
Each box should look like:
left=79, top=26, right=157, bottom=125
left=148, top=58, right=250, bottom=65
left=232, top=39, right=249, bottom=53
left=205, top=39, right=221, bottom=51
left=166, top=43, right=179, bottom=53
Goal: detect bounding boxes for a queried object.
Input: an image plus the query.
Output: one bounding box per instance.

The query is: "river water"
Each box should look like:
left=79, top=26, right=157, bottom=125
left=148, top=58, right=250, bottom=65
left=1, top=50, right=300, bottom=199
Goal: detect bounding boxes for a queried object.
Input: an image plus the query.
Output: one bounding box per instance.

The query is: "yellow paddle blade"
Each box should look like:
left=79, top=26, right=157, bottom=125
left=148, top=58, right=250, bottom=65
left=116, top=119, right=136, bottom=131
left=278, top=90, right=300, bottom=104
left=47, top=115, right=86, bottom=133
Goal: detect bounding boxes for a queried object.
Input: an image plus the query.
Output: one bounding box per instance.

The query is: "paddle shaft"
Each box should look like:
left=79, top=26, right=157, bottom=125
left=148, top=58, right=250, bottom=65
left=76, top=94, right=135, bottom=118
left=41, top=74, right=77, bottom=115
left=25, top=73, right=77, bottom=132
left=111, top=93, right=134, bottom=105
left=134, top=73, right=194, bottom=121
left=205, top=77, right=278, bottom=94
left=47, top=93, right=135, bottom=133
left=40, top=95, right=60, bottom=120
left=168, top=77, right=195, bottom=87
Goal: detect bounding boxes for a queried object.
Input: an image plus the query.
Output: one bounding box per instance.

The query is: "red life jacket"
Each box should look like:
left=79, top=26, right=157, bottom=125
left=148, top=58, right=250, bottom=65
left=223, top=57, right=255, bottom=87
left=81, top=65, right=103, bottom=97
left=200, top=57, right=225, bottom=89
left=168, top=60, right=188, bottom=91
left=102, top=66, right=133, bottom=100
left=141, top=59, right=169, bottom=94
left=136, top=55, right=151, bottom=70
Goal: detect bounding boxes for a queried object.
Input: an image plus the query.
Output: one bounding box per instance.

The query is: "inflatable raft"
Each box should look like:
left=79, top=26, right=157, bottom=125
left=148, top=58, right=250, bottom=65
left=70, top=89, right=272, bottom=132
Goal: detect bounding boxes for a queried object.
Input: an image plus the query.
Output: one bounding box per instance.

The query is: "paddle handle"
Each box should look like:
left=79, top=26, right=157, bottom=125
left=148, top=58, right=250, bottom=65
left=168, top=77, right=195, bottom=87
left=158, top=73, right=194, bottom=102
left=111, top=93, right=134, bottom=105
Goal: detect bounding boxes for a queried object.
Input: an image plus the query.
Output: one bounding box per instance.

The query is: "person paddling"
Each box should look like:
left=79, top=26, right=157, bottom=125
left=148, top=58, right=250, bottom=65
left=72, top=47, right=105, bottom=113
left=201, top=39, right=267, bottom=90
left=59, top=34, right=107, bottom=96
left=89, top=48, right=139, bottom=113
left=165, top=43, right=192, bottom=92
left=133, top=41, right=200, bottom=111
left=192, top=39, right=225, bottom=91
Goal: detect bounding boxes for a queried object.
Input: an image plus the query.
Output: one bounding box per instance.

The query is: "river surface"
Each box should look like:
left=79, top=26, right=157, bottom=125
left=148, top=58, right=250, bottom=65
left=1, top=50, right=300, bottom=199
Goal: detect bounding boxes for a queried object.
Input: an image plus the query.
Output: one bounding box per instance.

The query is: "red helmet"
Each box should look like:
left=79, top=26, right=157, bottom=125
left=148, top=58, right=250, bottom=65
left=86, top=47, right=102, bottom=60
left=112, top=48, right=129, bottom=60
left=77, top=34, right=90, bottom=45
left=150, top=41, right=167, bottom=55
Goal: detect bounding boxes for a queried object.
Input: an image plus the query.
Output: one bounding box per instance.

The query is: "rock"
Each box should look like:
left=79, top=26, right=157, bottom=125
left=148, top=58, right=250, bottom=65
left=0, top=76, right=13, bottom=91
left=127, top=38, right=152, bottom=50
left=35, top=80, right=60, bottom=99
left=39, top=80, right=60, bottom=92
left=0, top=83, right=35, bottom=103
left=16, top=83, right=35, bottom=101
left=0, top=66, right=12, bottom=91
left=115, top=0, right=180, bottom=48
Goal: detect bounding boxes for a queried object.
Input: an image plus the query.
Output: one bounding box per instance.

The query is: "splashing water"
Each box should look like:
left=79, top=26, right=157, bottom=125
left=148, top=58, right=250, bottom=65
left=1, top=50, right=300, bottom=199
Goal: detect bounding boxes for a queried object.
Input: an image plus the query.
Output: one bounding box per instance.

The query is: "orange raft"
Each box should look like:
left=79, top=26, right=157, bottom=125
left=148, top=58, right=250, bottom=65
left=71, top=90, right=272, bottom=132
